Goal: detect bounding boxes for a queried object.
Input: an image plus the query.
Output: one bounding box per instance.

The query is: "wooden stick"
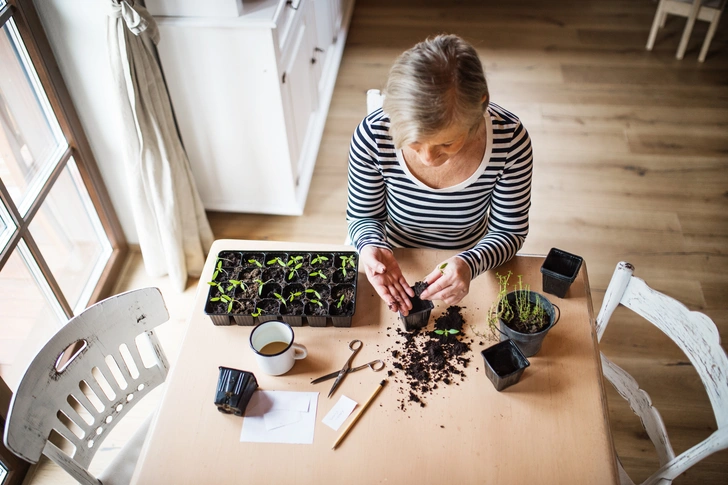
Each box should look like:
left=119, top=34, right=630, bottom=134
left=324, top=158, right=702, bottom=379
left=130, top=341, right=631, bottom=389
left=332, top=379, right=387, bottom=450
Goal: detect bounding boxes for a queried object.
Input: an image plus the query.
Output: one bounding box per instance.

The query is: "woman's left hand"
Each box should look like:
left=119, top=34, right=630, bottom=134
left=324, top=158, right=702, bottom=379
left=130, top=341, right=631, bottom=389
left=418, top=256, right=472, bottom=305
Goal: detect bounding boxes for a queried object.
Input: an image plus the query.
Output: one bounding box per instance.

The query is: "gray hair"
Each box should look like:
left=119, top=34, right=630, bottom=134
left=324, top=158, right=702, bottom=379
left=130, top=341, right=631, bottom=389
left=383, top=34, right=489, bottom=148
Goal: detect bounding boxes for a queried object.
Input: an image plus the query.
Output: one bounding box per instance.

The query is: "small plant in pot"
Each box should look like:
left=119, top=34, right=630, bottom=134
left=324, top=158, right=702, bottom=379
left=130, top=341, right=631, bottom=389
left=487, top=272, right=560, bottom=357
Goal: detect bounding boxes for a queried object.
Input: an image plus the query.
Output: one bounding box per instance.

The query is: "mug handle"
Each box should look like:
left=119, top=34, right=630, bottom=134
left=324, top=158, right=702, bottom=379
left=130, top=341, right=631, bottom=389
left=293, top=343, right=307, bottom=360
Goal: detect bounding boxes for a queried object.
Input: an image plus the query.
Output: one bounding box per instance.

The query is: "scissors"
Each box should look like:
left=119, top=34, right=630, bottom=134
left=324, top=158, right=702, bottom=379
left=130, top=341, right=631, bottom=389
left=311, top=340, right=385, bottom=398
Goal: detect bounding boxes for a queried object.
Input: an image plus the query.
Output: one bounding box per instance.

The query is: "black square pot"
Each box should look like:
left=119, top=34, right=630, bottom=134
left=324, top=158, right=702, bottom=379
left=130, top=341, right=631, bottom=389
left=481, top=339, right=530, bottom=391
left=540, top=247, right=583, bottom=298
left=215, top=367, right=258, bottom=416
left=399, top=296, right=434, bottom=331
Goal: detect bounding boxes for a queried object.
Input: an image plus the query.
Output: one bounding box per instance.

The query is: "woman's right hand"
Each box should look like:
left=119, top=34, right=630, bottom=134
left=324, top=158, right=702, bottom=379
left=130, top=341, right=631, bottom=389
left=359, top=246, right=414, bottom=315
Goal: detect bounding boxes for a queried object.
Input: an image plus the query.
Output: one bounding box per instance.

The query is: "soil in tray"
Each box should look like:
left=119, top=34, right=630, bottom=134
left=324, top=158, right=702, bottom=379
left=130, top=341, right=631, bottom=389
left=242, top=252, right=265, bottom=268
left=308, top=283, right=330, bottom=300
left=304, top=300, right=328, bottom=316
left=386, top=305, right=472, bottom=410
left=282, top=284, right=306, bottom=302
left=254, top=299, right=279, bottom=316
left=217, top=251, right=243, bottom=269
left=281, top=300, right=304, bottom=316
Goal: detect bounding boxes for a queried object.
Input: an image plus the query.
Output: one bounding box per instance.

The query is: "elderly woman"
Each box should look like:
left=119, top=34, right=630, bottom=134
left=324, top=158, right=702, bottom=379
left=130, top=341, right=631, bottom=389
left=346, top=34, right=533, bottom=315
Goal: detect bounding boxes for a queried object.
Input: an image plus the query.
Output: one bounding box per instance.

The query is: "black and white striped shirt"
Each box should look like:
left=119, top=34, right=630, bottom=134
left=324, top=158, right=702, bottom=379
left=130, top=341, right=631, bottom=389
left=346, top=102, right=533, bottom=279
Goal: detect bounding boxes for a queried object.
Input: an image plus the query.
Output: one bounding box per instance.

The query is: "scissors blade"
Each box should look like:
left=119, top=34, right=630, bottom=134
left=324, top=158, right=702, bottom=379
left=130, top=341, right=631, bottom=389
left=327, top=370, right=347, bottom=398
left=311, top=370, right=340, bottom=384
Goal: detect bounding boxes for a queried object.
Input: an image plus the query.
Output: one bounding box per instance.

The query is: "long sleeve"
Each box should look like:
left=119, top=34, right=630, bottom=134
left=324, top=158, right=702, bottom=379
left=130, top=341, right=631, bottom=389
left=457, top=122, right=533, bottom=277
left=346, top=116, right=392, bottom=252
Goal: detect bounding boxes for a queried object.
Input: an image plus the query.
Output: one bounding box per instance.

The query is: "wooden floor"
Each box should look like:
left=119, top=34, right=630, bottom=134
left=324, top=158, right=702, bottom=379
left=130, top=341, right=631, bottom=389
left=25, top=0, right=727, bottom=484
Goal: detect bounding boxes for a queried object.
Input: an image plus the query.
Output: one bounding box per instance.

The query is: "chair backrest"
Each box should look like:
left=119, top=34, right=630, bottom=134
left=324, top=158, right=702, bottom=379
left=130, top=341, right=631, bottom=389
left=3, top=287, right=169, bottom=483
left=596, top=262, right=728, bottom=484
left=366, top=89, right=384, bottom=114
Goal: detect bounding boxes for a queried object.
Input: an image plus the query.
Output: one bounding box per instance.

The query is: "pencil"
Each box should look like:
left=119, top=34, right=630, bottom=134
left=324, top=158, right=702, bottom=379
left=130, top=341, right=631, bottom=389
left=332, top=379, right=387, bottom=450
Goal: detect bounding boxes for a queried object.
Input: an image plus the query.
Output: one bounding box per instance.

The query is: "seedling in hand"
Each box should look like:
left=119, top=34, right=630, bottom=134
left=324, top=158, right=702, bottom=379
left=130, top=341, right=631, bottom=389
left=438, top=262, right=448, bottom=275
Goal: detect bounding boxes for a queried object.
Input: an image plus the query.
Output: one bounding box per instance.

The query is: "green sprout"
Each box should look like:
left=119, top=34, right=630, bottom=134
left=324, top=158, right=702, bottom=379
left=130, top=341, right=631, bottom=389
left=309, top=299, right=323, bottom=307
left=251, top=307, right=263, bottom=318
left=247, top=258, right=263, bottom=268
left=339, top=255, right=356, bottom=276
left=287, top=262, right=303, bottom=280
left=336, top=294, right=346, bottom=309
left=210, top=294, right=236, bottom=313
left=207, top=281, right=224, bottom=294
left=311, top=254, right=329, bottom=265
left=273, top=293, right=287, bottom=305
left=212, top=259, right=228, bottom=280
left=305, top=288, right=321, bottom=299
left=438, top=262, right=448, bottom=275
left=255, top=278, right=274, bottom=296
left=309, top=270, right=327, bottom=280
left=434, top=328, right=459, bottom=336
left=266, top=257, right=286, bottom=268
left=288, top=291, right=303, bottom=302
left=226, top=279, right=247, bottom=293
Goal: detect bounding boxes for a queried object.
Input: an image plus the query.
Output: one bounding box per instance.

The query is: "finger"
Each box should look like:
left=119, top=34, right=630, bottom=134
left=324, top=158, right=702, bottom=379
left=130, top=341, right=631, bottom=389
left=420, top=276, right=447, bottom=300
left=424, top=268, right=443, bottom=286
left=399, top=276, right=415, bottom=297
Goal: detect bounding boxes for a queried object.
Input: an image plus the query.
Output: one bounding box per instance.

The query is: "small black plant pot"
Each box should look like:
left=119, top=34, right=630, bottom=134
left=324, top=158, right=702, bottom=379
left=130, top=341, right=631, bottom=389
left=280, top=300, right=305, bottom=327
left=540, top=247, right=583, bottom=298
left=305, top=300, right=329, bottom=327
left=499, top=290, right=560, bottom=357
left=399, top=296, right=434, bottom=331
left=481, top=339, right=530, bottom=391
left=215, top=367, right=258, bottom=416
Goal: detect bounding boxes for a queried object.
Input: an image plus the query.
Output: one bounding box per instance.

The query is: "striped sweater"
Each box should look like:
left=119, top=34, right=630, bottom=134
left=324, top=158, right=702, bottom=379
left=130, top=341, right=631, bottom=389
left=346, top=102, right=533, bottom=279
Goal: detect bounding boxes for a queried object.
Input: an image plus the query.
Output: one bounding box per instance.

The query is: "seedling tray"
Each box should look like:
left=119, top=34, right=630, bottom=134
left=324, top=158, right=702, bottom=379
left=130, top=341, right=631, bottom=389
left=204, top=250, right=358, bottom=327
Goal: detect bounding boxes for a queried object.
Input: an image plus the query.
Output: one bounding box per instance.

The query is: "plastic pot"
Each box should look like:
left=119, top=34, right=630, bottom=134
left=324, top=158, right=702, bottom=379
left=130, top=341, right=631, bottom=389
left=481, top=339, right=530, bottom=391
left=214, top=367, right=258, bottom=416
left=499, top=290, right=560, bottom=357
left=540, top=248, right=583, bottom=298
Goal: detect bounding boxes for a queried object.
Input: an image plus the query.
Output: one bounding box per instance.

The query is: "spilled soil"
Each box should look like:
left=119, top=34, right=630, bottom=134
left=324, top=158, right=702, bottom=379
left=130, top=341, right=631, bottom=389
left=386, top=305, right=474, bottom=410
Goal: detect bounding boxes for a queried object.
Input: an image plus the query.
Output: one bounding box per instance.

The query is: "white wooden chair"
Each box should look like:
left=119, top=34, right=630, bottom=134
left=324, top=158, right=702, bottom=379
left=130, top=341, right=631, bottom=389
left=3, top=287, right=170, bottom=485
left=596, top=262, right=728, bottom=485
left=646, top=0, right=727, bottom=62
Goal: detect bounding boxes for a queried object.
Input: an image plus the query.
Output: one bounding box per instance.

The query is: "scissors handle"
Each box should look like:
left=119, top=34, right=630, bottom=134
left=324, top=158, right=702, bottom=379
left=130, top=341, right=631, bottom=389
left=349, top=360, right=385, bottom=373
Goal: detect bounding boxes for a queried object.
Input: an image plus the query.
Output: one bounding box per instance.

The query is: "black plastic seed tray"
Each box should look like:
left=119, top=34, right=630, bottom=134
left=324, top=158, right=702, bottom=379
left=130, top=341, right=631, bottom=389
left=204, top=250, right=358, bottom=327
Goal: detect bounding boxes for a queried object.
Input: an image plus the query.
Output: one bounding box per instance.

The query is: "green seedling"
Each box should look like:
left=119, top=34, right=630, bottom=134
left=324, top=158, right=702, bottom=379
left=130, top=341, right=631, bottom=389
left=247, top=258, right=263, bottom=268
left=226, top=279, right=247, bottom=293
left=254, top=278, right=274, bottom=296
left=207, top=281, right=224, bottom=294
left=251, top=307, right=263, bottom=318
left=336, top=294, right=346, bottom=309
left=288, top=262, right=303, bottom=280
left=287, top=255, right=304, bottom=266
left=309, top=270, right=327, bottom=280
left=434, top=328, right=459, bottom=336
left=339, top=255, right=356, bottom=276
left=309, top=299, right=323, bottom=307
left=311, top=254, right=329, bottom=265
left=287, top=291, right=303, bottom=302
left=210, top=294, right=236, bottom=313
left=273, top=293, right=287, bottom=305
left=212, top=259, right=228, bottom=280
left=305, top=288, right=321, bottom=299
left=267, top=257, right=287, bottom=268
left=438, top=262, right=448, bottom=275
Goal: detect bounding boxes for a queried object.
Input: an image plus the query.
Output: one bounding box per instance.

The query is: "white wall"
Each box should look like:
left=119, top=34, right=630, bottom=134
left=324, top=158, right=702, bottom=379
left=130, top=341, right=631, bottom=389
left=33, top=0, right=138, bottom=243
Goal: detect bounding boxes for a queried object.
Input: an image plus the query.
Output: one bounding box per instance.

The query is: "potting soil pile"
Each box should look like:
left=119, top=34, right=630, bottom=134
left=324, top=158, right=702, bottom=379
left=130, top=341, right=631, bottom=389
left=386, top=305, right=474, bottom=410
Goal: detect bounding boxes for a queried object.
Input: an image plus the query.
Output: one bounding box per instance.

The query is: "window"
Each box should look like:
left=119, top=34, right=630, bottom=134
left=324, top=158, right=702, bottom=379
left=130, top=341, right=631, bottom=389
left=0, top=1, right=126, bottom=390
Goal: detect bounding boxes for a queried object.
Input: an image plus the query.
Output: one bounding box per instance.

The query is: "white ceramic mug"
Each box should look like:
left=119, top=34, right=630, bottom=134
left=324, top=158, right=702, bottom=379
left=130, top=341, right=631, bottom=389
left=249, top=320, right=307, bottom=375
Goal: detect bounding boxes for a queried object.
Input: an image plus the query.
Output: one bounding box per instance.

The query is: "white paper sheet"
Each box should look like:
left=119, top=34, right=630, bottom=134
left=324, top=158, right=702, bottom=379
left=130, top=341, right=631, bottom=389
left=240, top=391, right=319, bottom=444
left=322, top=395, right=358, bottom=431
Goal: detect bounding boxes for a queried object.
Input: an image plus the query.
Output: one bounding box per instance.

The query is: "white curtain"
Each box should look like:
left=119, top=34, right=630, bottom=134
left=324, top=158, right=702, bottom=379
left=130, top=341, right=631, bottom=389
left=107, top=0, right=213, bottom=292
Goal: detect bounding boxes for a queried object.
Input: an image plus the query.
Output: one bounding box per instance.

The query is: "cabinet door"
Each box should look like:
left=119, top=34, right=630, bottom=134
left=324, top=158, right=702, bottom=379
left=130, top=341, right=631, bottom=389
left=281, top=1, right=319, bottom=182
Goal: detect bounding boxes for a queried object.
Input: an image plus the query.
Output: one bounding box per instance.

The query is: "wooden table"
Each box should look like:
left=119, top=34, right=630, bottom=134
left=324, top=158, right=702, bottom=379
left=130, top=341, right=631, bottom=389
left=132, top=239, right=619, bottom=484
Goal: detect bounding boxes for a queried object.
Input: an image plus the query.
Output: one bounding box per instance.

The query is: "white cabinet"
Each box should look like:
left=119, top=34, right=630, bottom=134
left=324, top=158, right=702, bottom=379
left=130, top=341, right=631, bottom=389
left=153, top=0, right=354, bottom=215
